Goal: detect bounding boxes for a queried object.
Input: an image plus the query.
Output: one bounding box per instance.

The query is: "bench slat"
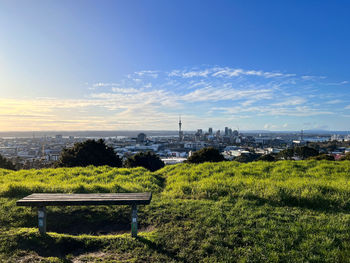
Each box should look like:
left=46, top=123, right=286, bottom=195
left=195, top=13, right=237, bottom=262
left=16, top=193, right=152, bottom=206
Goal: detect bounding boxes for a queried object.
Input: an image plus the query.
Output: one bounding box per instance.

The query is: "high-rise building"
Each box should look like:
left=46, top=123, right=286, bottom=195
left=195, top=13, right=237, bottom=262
left=179, top=116, right=183, bottom=141
left=208, top=127, right=213, bottom=134
left=224, top=127, right=229, bottom=136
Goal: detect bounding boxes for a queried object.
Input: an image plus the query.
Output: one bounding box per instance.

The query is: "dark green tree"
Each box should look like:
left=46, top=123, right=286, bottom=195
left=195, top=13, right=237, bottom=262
left=294, top=146, right=319, bottom=160
left=0, top=154, right=16, bottom=170
left=124, top=151, right=164, bottom=171
left=258, top=154, right=276, bottom=162
left=235, top=153, right=260, bottom=163
left=277, top=148, right=295, bottom=160
left=340, top=152, right=350, bottom=161
left=55, top=139, right=122, bottom=167
left=186, top=147, right=225, bottom=164
left=308, top=154, right=335, bottom=161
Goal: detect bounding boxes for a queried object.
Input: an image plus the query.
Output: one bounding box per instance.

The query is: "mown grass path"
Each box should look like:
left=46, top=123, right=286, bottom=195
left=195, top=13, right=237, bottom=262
left=0, top=161, right=350, bottom=262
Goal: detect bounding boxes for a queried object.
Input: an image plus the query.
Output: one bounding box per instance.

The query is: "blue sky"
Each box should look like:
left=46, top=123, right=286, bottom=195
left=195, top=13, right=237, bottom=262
left=0, top=0, right=350, bottom=131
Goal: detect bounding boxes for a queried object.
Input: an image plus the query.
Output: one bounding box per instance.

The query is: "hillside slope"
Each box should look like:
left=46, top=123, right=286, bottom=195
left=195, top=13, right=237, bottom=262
left=0, top=161, right=350, bottom=262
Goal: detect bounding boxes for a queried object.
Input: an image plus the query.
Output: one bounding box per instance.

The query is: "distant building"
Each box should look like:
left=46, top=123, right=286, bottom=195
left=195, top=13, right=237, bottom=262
left=136, top=133, right=147, bottom=143
left=208, top=127, right=213, bottom=135
left=225, top=127, right=229, bottom=136
left=178, top=117, right=183, bottom=141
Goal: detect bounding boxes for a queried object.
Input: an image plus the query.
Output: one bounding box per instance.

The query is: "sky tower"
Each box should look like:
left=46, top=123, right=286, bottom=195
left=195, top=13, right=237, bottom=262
left=178, top=116, right=183, bottom=141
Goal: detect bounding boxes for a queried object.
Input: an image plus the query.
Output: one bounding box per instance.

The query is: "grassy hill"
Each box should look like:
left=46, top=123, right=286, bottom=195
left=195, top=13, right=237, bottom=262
left=1, top=161, right=350, bottom=262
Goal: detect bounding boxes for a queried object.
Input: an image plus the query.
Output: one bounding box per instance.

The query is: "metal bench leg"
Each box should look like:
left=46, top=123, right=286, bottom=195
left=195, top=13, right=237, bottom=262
left=38, top=206, right=47, bottom=234
left=131, top=204, right=137, bottom=238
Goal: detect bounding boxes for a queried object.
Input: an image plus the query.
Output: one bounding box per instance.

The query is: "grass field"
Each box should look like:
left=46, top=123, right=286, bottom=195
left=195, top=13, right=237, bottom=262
left=0, top=161, right=350, bottom=262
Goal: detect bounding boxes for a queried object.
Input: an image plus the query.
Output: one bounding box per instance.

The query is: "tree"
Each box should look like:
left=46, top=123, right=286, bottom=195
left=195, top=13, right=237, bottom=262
left=124, top=151, right=164, bottom=171
left=308, top=154, right=335, bottom=161
left=186, top=147, right=225, bottom=164
left=235, top=153, right=260, bottom=163
left=340, top=152, right=350, bottom=161
left=0, top=154, right=16, bottom=170
left=294, top=146, right=319, bottom=160
left=55, top=139, right=122, bottom=167
left=277, top=148, right=295, bottom=160
left=258, top=154, right=276, bottom=162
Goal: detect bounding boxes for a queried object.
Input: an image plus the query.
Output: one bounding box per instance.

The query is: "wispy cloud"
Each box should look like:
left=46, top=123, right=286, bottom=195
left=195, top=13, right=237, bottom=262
left=326, top=99, right=343, bottom=104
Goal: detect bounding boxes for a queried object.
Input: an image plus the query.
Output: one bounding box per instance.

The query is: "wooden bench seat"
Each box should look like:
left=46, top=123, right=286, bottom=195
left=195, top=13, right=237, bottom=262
left=16, top=193, right=152, bottom=237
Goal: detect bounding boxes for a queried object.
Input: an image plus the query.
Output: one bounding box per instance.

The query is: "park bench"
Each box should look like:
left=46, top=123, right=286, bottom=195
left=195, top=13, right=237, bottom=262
left=16, top=192, right=152, bottom=237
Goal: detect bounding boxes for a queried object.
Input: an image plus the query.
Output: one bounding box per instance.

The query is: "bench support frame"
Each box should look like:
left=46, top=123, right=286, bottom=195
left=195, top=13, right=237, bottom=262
left=38, top=206, right=47, bottom=234
left=131, top=204, right=138, bottom=237
left=36, top=205, right=139, bottom=237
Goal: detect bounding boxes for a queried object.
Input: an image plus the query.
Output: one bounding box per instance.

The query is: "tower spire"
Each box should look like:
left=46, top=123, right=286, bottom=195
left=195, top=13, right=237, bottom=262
left=178, top=115, right=183, bottom=141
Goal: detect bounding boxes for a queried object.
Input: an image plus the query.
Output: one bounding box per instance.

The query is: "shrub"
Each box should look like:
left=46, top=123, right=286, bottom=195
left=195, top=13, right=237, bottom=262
left=340, top=152, right=350, bottom=161
left=186, top=147, right=224, bottom=164
left=55, top=139, right=122, bottom=167
left=0, top=154, right=16, bottom=170
left=258, top=154, right=276, bottom=162
left=124, top=151, right=165, bottom=172
left=308, top=154, right=335, bottom=161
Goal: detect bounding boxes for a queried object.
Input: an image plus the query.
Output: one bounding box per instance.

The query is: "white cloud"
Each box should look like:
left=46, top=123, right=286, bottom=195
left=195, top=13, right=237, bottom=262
left=93, top=82, right=119, bottom=87
left=111, top=87, right=139, bottom=93
left=134, top=70, right=159, bottom=78
left=272, top=97, right=306, bottom=106
left=169, top=67, right=295, bottom=79
left=181, top=87, right=273, bottom=102
left=326, top=99, right=343, bottom=104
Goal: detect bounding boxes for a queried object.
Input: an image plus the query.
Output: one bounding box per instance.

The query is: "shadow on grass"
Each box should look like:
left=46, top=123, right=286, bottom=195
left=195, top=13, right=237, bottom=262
left=243, top=191, right=350, bottom=213
left=15, top=232, right=103, bottom=260
left=137, top=236, right=188, bottom=263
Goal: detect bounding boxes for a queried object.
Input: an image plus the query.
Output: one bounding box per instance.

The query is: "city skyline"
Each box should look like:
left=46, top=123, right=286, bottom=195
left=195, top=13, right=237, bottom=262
left=1, top=1, right=350, bottom=131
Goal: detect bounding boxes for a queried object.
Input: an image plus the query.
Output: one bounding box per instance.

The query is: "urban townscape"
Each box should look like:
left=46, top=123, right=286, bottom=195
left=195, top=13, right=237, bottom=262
left=1, top=118, right=350, bottom=169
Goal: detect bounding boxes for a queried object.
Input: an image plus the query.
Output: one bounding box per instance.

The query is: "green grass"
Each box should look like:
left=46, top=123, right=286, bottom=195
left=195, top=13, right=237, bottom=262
left=0, top=161, right=350, bottom=262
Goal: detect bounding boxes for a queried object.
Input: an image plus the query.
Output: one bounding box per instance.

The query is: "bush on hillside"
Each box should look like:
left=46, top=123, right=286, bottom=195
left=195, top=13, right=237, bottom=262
left=124, top=151, right=165, bottom=171
left=55, top=139, right=122, bottom=167
left=258, top=154, right=276, bottom=162
left=294, top=146, right=319, bottom=159
left=340, top=152, right=350, bottom=161
left=234, top=153, right=260, bottom=163
left=308, top=154, right=335, bottom=161
left=277, top=148, right=294, bottom=160
left=0, top=154, right=16, bottom=170
left=186, top=147, right=225, bottom=164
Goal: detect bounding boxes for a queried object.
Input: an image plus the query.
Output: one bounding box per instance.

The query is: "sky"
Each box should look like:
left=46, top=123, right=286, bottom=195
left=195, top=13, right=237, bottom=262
left=0, top=0, right=350, bottom=131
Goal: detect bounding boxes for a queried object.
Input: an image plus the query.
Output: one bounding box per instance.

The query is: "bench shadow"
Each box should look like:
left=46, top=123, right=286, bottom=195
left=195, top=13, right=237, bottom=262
left=43, top=206, right=147, bottom=235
